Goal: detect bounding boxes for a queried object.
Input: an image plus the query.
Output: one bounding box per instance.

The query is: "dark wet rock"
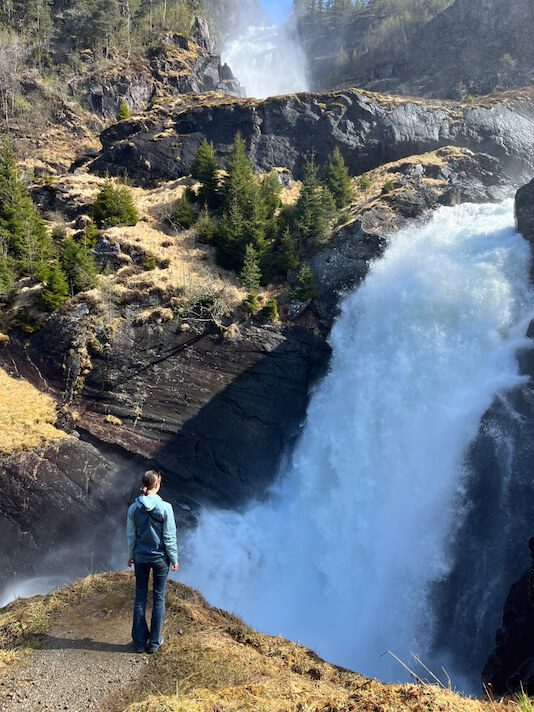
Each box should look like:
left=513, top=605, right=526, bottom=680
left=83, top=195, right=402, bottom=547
left=10, top=310, right=328, bottom=508
left=92, top=237, right=124, bottom=271
left=483, top=541, right=534, bottom=696
left=0, top=438, right=121, bottom=577
left=516, top=179, right=534, bottom=247
left=90, top=88, right=534, bottom=185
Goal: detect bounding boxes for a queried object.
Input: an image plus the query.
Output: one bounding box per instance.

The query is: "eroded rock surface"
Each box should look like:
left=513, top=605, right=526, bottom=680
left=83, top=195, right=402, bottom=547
left=91, top=88, right=534, bottom=184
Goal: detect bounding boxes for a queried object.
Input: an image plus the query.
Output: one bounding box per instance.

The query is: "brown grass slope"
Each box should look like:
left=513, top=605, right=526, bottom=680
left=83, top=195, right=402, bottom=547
left=0, top=573, right=521, bottom=712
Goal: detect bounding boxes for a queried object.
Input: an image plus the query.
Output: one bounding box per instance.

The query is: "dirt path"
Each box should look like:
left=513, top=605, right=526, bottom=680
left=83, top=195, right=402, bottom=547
left=0, top=585, right=148, bottom=711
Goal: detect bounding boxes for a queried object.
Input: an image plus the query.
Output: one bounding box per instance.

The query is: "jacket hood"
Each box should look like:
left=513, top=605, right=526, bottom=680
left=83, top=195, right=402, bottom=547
left=136, top=494, right=162, bottom=512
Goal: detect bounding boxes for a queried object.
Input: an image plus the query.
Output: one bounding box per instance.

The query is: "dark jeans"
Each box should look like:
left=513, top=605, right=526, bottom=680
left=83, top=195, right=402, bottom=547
left=132, top=559, right=169, bottom=650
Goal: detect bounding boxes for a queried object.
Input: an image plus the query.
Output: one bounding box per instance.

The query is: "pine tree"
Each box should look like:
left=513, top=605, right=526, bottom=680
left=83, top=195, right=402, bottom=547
left=259, top=172, right=282, bottom=219
left=93, top=179, right=139, bottom=228
left=190, top=139, right=219, bottom=209
left=41, top=262, right=69, bottom=312
left=222, top=133, right=257, bottom=214
left=276, top=225, right=299, bottom=273
left=217, top=200, right=245, bottom=269
left=324, top=147, right=353, bottom=208
left=59, top=237, right=96, bottom=295
left=196, top=204, right=216, bottom=244
left=240, top=243, right=261, bottom=291
left=0, top=140, right=53, bottom=279
left=172, top=192, right=197, bottom=229
left=294, top=157, right=332, bottom=244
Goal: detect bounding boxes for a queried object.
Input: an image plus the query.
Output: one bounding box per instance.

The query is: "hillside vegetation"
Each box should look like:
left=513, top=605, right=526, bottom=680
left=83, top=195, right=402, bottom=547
left=0, top=366, right=67, bottom=453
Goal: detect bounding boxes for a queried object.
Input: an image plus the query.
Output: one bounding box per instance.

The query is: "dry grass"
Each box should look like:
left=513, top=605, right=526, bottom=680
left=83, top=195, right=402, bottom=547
left=57, top=172, right=245, bottom=317
left=0, top=368, right=67, bottom=454
left=0, top=573, right=525, bottom=712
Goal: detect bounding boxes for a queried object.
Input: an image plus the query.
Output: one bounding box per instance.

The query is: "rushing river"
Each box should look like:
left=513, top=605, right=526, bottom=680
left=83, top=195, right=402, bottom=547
left=182, top=200, right=533, bottom=686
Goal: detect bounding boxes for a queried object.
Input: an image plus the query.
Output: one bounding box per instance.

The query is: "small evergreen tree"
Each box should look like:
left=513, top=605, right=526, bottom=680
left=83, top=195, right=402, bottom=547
left=116, top=100, right=132, bottom=121
left=292, top=265, right=318, bottom=301
left=240, top=243, right=261, bottom=291
left=83, top=219, right=100, bottom=249
left=243, top=292, right=260, bottom=316
left=93, top=179, right=139, bottom=228
left=222, top=133, right=258, bottom=214
left=59, top=237, right=96, bottom=295
left=260, top=172, right=283, bottom=219
left=324, top=147, right=353, bottom=208
left=217, top=200, right=246, bottom=269
left=191, top=139, right=219, bottom=209
left=172, top=193, right=197, bottom=229
left=276, top=225, right=299, bottom=273
left=294, top=158, right=333, bottom=244
left=0, top=246, right=15, bottom=302
left=264, top=297, right=279, bottom=323
left=41, top=263, right=69, bottom=312
left=196, top=205, right=217, bottom=244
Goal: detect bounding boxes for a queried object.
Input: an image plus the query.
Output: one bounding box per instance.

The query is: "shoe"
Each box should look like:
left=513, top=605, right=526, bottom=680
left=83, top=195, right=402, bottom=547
left=146, top=636, right=164, bottom=654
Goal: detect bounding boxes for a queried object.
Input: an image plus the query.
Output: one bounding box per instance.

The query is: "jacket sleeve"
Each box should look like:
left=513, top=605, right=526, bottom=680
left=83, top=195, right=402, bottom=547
left=163, top=504, right=179, bottom=565
left=127, top=506, right=136, bottom=561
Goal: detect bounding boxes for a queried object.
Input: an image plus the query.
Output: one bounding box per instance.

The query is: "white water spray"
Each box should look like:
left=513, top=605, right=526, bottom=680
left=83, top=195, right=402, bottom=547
left=222, top=24, right=309, bottom=99
left=182, top=200, right=533, bottom=681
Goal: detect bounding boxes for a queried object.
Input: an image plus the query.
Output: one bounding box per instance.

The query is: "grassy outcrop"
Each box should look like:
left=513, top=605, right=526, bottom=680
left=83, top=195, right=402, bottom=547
left=0, top=573, right=522, bottom=711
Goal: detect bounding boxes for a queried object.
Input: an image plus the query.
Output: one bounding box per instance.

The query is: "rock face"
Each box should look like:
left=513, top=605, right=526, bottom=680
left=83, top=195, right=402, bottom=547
left=90, top=88, right=534, bottom=184
left=78, top=31, right=241, bottom=120
left=17, top=312, right=329, bottom=509
left=516, top=179, right=534, bottom=247
left=310, top=148, right=509, bottom=320
left=298, top=0, right=534, bottom=99
left=0, top=438, right=123, bottom=577
left=483, top=542, right=534, bottom=695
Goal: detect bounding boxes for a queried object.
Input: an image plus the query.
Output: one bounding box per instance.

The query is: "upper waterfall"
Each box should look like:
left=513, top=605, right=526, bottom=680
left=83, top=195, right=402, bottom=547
left=222, top=23, right=309, bottom=99
left=182, top=200, right=533, bottom=688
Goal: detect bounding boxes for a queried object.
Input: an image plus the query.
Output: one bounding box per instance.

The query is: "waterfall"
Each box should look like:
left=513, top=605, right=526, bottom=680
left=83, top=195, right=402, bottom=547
left=182, top=200, right=533, bottom=685
left=222, top=24, right=309, bottom=99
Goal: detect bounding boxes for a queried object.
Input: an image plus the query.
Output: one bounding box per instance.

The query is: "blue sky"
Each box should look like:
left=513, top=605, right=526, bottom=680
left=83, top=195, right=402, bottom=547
left=261, top=0, right=291, bottom=24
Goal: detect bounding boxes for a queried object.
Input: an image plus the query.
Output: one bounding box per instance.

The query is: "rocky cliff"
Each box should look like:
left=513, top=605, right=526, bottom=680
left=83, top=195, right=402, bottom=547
left=298, top=0, right=534, bottom=100
left=483, top=542, right=534, bottom=696
left=90, top=87, right=534, bottom=185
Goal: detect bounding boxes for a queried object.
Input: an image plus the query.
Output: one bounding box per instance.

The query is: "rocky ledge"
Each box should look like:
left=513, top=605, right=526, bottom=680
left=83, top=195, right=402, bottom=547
left=90, top=87, right=534, bottom=185
left=0, top=573, right=503, bottom=712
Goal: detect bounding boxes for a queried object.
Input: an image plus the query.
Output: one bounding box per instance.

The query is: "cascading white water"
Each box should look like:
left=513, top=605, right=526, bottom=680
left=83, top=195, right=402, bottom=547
left=182, top=200, right=533, bottom=681
left=222, top=24, right=309, bottom=99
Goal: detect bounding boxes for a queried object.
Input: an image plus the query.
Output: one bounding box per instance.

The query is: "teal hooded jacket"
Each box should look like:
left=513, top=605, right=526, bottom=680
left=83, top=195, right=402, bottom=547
left=127, top=494, right=178, bottom=565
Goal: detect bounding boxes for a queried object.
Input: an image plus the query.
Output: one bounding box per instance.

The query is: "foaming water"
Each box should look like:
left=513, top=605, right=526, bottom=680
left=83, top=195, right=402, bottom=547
left=222, top=24, right=309, bottom=98
left=182, top=200, right=533, bottom=683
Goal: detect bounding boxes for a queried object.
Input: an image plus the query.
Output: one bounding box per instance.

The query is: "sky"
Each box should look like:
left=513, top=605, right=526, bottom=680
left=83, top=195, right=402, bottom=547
left=261, top=0, right=291, bottom=24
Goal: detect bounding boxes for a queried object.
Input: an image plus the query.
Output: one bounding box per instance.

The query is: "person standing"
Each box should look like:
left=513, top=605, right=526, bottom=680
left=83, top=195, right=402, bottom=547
left=127, top=470, right=179, bottom=653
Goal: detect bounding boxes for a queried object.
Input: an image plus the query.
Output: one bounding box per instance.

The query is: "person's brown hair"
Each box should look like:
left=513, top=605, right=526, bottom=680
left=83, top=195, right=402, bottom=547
left=140, top=470, right=161, bottom=494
